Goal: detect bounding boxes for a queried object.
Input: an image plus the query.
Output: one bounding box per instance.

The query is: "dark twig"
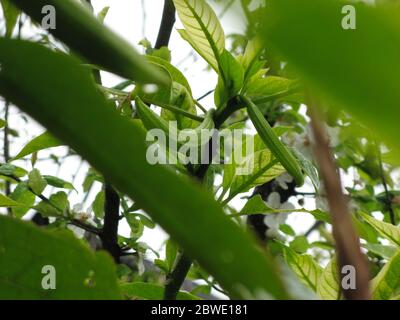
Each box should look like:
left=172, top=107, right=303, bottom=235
left=164, top=253, right=192, bottom=300
left=197, top=90, right=214, bottom=102
left=100, top=182, right=121, bottom=263
left=70, top=219, right=101, bottom=235
left=375, top=140, right=395, bottom=225
left=155, top=0, right=176, bottom=50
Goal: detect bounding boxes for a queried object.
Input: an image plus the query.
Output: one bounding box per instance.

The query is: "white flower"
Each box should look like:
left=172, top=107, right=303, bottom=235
left=326, top=125, right=340, bottom=148
left=264, top=192, right=295, bottom=239
left=282, top=125, right=313, bottom=161
left=68, top=203, right=96, bottom=237
left=276, top=173, right=294, bottom=190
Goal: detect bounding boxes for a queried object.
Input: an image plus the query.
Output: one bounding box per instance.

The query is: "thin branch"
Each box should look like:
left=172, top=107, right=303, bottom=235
left=197, top=90, right=214, bottom=102
left=308, top=96, right=370, bottom=300
left=70, top=219, right=101, bottom=235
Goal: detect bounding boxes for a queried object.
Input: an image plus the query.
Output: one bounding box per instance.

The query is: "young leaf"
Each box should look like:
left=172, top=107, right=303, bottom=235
left=13, top=131, right=62, bottom=160
left=226, top=149, right=285, bottom=202
left=174, top=0, right=225, bottom=71
left=360, top=212, right=400, bottom=246
left=10, top=0, right=167, bottom=84
left=0, top=192, right=26, bottom=207
left=163, top=82, right=197, bottom=129
left=239, top=37, right=264, bottom=84
left=214, top=50, right=244, bottom=108
left=97, top=6, right=109, bottom=23
left=239, top=194, right=276, bottom=215
left=0, top=38, right=287, bottom=299
left=363, top=243, right=397, bottom=260
left=28, top=169, right=47, bottom=195
left=146, top=55, right=192, bottom=96
left=92, top=190, right=105, bottom=219
left=284, top=247, right=322, bottom=292
left=0, top=163, right=27, bottom=177
left=245, top=76, right=298, bottom=102
left=371, top=249, right=400, bottom=300
left=10, top=182, right=35, bottom=218
left=316, top=257, right=341, bottom=300
left=0, top=215, right=121, bottom=299
left=43, top=175, right=74, bottom=190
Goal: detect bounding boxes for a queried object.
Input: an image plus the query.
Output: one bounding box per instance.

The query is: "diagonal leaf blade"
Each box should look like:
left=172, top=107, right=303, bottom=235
left=174, top=0, right=225, bottom=71
left=10, top=0, right=167, bottom=85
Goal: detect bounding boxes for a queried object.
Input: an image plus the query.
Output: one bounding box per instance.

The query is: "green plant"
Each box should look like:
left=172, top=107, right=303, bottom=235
left=1, top=0, right=400, bottom=301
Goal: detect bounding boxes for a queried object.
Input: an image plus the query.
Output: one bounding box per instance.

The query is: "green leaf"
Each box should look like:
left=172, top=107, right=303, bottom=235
left=174, top=0, right=225, bottom=71
left=363, top=243, right=398, bottom=260
left=13, top=132, right=62, bottom=160
left=239, top=194, right=275, bottom=215
left=0, top=38, right=287, bottom=299
left=120, top=282, right=200, bottom=300
left=166, top=239, right=178, bottom=272
left=291, top=148, right=319, bottom=191
left=146, top=55, right=192, bottom=96
left=215, top=50, right=244, bottom=108
left=360, top=212, right=400, bottom=246
left=284, top=247, right=322, bottom=292
left=162, top=82, right=197, bottom=129
left=289, top=236, right=309, bottom=254
left=43, top=175, right=74, bottom=190
left=226, top=149, right=285, bottom=201
left=261, top=0, right=400, bottom=152
left=28, top=169, right=47, bottom=195
left=1, top=0, right=20, bottom=37
left=92, top=190, right=105, bottom=219
left=239, top=37, right=264, bottom=85
left=0, top=215, right=121, bottom=299
left=10, top=0, right=167, bottom=84
left=34, top=192, right=69, bottom=217
left=316, top=257, right=340, bottom=300
left=0, top=163, right=27, bottom=177
left=0, top=192, right=25, bottom=207
left=10, top=182, right=35, bottom=218
left=280, top=224, right=295, bottom=237
left=97, top=6, right=109, bottom=23
left=371, top=249, right=400, bottom=300
left=245, top=76, right=297, bottom=101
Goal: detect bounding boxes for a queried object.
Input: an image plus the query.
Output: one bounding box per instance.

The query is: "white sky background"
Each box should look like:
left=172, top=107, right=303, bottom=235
left=0, top=0, right=318, bottom=261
